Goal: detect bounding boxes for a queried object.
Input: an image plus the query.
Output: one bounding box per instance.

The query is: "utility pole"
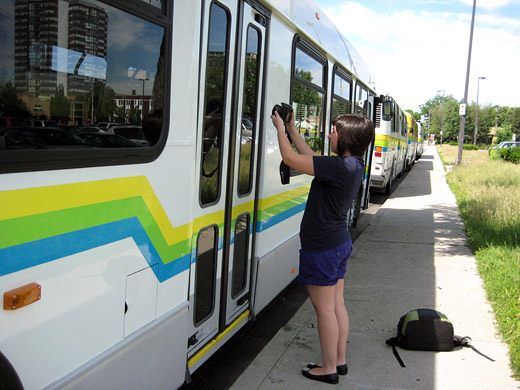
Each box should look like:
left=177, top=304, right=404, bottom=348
left=457, top=0, right=477, bottom=164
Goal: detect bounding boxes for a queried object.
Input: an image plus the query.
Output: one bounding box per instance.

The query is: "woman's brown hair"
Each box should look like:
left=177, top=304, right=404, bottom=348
left=333, top=114, right=375, bottom=157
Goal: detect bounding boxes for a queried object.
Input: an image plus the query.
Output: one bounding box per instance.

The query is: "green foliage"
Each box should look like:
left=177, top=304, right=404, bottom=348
left=463, top=143, right=479, bottom=150
left=127, top=107, right=142, bottom=125
left=499, top=147, right=520, bottom=164
left=476, top=247, right=520, bottom=379
left=50, top=85, right=70, bottom=122
left=443, top=151, right=520, bottom=379
left=305, top=136, right=323, bottom=153
left=449, top=141, right=458, bottom=146
left=404, top=109, right=421, bottom=121
left=0, top=81, right=30, bottom=118
left=94, top=85, right=117, bottom=122
left=494, top=125, right=513, bottom=144
left=419, top=93, right=520, bottom=146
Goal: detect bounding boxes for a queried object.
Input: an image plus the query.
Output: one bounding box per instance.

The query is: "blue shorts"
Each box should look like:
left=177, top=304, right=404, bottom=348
left=298, top=241, right=353, bottom=286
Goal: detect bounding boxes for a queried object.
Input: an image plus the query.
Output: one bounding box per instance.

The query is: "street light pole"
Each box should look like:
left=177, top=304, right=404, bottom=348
left=457, top=0, right=477, bottom=164
left=473, top=76, right=485, bottom=145
left=138, top=77, right=149, bottom=119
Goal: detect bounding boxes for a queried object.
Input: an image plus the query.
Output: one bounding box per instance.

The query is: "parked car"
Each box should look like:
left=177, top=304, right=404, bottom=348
left=3, top=126, right=90, bottom=149
left=96, top=122, right=122, bottom=130
left=497, top=141, right=520, bottom=148
left=0, top=117, right=25, bottom=128
left=23, top=119, right=59, bottom=128
left=77, top=132, right=142, bottom=148
left=107, top=125, right=150, bottom=146
left=74, top=126, right=106, bottom=134
left=0, top=127, right=47, bottom=149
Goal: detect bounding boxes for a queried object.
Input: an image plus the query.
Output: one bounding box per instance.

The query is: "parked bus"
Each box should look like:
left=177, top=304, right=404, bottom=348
left=416, top=121, right=425, bottom=159
left=0, top=1, right=376, bottom=389
left=404, top=111, right=418, bottom=170
left=370, top=95, right=407, bottom=194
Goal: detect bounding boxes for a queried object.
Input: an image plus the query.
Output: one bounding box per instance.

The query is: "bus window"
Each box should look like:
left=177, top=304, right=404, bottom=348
left=194, top=225, right=219, bottom=326
left=231, top=213, right=250, bottom=298
left=238, top=25, right=260, bottom=196
left=292, top=42, right=326, bottom=155
left=199, top=2, right=230, bottom=206
left=0, top=0, right=169, bottom=172
left=331, top=69, right=352, bottom=120
left=354, top=84, right=368, bottom=115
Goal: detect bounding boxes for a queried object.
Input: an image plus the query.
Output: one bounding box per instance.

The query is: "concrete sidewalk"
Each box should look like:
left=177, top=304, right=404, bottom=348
left=230, top=146, right=518, bottom=390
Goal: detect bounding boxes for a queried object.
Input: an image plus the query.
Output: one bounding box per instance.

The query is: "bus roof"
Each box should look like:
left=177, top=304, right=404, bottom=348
left=265, top=0, right=376, bottom=92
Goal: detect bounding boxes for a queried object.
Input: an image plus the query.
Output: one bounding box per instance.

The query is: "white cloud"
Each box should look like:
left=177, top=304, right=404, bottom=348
left=322, top=1, right=520, bottom=111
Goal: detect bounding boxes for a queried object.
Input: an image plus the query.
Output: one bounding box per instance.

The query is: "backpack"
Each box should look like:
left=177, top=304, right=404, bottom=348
left=386, top=308, right=494, bottom=367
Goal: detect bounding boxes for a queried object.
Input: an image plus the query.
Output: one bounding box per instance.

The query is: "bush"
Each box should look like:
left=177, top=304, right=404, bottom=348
left=449, top=141, right=458, bottom=146
left=463, top=144, right=479, bottom=150
left=499, top=147, right=520, bottom=164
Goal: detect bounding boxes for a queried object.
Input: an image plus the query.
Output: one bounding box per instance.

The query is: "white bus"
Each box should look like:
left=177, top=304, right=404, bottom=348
left=404, top=111, right=419, bottom=170
left=370, top=95, right=407, bottom=194
left=416, top=121, right=425, bottom=159
left=0, top=1, right=376, bottom=389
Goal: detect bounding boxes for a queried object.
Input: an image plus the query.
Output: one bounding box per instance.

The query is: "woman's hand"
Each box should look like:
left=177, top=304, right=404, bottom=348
left=271, top=110, right=285, bottom=131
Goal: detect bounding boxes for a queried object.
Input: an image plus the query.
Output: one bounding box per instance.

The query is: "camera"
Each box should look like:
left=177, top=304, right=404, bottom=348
left=272, top=102, right=293, bottom=122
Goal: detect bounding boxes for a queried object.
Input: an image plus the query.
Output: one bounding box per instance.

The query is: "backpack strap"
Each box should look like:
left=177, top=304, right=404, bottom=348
left=454, top=336, right=495, bottom=362
left=386, top=337, right=406, bottom=367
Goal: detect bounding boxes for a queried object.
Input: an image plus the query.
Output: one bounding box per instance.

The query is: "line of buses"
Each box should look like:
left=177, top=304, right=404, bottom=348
left=370, top=95, right=424, bottom=194
left=0, top=1, right=423, bottom=389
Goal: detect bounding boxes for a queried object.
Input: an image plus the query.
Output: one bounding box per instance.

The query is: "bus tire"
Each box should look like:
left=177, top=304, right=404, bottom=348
left=384, top=161, right=394, bottom=195
left=0, top=351, right=23, bottom=390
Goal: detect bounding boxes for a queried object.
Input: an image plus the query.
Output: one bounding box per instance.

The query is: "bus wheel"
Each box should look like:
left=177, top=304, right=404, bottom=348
left=0, top=351, right=23, bottom=390
left=384, top=176, right=392, bottom=195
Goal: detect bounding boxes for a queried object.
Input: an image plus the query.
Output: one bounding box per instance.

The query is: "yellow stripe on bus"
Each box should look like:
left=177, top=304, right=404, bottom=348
left=187, top=310, right=250, bottom=368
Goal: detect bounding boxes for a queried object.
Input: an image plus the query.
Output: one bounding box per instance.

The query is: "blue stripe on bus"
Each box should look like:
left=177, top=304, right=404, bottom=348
left=0, top=217, right=190, bottom=282
left=256, top=202, right=307, bottom=232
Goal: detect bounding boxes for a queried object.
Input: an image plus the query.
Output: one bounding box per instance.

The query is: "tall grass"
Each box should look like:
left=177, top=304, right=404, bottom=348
left=438, top=145, right=520, bottom=379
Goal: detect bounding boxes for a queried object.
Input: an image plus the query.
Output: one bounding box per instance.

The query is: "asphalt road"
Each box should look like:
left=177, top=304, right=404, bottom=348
left=183, top=170, right=410, bottom=390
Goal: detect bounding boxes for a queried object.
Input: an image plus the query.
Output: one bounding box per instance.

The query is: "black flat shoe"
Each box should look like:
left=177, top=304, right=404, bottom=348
left=306, top=363, right=348, bottom=375
left=301, top=368, right=339, bottom=384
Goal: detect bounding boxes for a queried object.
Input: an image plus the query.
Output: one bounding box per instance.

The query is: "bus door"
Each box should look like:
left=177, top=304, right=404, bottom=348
left=221, top=1, right=267, bottom=328
left=187, top=0, right=267, bottom=358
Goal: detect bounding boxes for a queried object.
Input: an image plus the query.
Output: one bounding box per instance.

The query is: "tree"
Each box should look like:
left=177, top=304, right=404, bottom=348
left=50, top=85, right=70, bottom=122
left=94, top=85, right=117, bottom=122
left=420, top=95, right=460, bottom=143
left=0, top=81, right=30, bottom=118
left=405, top=109, right=421, bottom=122
left=128, top=107, right=142, bottom=125
left=494, top=125, right=513, bottom=144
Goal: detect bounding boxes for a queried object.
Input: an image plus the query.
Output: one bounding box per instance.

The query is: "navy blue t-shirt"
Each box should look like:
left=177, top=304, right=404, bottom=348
left=300, top=155, right=364, bottom=252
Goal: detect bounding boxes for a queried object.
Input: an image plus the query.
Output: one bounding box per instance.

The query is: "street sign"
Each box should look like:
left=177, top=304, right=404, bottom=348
left=459, top=103, right=467, bottom=115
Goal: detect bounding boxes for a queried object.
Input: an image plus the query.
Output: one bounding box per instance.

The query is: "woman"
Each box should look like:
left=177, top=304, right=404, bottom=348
left=271, top=110, right=374, bottom=384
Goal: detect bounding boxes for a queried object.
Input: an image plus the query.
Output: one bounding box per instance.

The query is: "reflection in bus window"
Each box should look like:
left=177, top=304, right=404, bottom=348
left=292, top=45, right=325, bottom=155
left=194, top=226, right=218, bottom=326
left=0, top=0, right=166, bottom=153
left=200, top=3, right=229, bottom=206
left=231, top=213, right=250, bottom=298
left=238, top=26, right=260, bottom=196
left=355, top=84, right=369, bottom=115
left=331, top=72, right=352, bottom=120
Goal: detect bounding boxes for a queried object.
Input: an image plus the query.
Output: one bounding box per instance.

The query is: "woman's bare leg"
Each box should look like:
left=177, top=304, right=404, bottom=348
left=306, top=284, right=338, bottom=375
left=334, top=278, right=349, bottom=365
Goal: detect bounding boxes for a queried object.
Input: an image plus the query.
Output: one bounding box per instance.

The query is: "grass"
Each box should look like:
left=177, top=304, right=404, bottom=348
left=437, top=145, right=520, bottom=379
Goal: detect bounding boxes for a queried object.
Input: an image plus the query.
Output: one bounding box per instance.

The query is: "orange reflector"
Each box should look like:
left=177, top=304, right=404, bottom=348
left=4, top=283, right=41, bottom=310
left=375, top=146, right=383, bottom=152
left=291, top=268, right=296, bottom=275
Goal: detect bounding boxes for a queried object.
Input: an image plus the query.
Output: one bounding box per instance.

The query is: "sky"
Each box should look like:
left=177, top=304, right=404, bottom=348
left=315, top=0, right=520, bottom=112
